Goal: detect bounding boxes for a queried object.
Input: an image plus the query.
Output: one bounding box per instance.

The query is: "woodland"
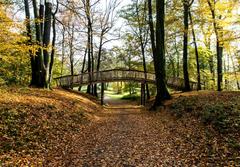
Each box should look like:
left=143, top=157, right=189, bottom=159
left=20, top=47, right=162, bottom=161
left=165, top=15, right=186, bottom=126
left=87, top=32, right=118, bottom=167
left=0, top=0, right=240, bottom=166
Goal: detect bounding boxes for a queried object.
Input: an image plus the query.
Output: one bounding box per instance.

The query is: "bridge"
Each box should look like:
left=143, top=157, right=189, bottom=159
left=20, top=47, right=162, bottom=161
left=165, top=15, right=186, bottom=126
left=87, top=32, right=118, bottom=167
left=55, top=69, right=199, bottom=105
left=55, top=69, right=199, bottom=89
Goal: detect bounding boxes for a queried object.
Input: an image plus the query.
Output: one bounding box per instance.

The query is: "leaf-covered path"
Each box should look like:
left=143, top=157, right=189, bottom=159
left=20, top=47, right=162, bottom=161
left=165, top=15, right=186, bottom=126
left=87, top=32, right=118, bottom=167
left=1, top=89, right=239, bottom=166
left=53, top=101, right=220, bottom=167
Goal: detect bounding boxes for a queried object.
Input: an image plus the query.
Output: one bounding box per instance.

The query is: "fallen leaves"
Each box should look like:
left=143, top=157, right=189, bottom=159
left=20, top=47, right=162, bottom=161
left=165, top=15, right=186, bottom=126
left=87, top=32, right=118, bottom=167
left=166, top=91, right=240, bottom=165
left=0, top=87, right=102, bottom=166
left=1, top=89, right=240, bottom=166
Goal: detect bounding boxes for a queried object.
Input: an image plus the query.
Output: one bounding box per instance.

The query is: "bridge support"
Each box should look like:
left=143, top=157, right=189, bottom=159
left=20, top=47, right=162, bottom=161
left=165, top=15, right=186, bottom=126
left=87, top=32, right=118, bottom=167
left=141, top=83, right=146, bottom=106
left=101, top=83, right=104, bottom=105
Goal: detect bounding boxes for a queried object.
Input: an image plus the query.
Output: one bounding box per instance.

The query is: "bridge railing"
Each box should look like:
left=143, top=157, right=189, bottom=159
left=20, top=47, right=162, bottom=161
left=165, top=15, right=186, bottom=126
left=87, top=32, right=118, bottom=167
left=55, top=69, right=199, bottom=90
left=55, top=69, right=156, bottom=87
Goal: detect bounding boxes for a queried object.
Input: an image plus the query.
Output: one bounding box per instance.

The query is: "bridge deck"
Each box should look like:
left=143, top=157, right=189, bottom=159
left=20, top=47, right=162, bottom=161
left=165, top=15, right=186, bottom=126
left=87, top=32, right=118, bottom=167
left=55, top=69, right=199, bottom=90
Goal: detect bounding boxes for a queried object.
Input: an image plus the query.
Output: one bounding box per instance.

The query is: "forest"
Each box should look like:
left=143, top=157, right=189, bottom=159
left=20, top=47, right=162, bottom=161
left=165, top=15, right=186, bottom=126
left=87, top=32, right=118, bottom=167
left=0, top=0, right=240, bottom=166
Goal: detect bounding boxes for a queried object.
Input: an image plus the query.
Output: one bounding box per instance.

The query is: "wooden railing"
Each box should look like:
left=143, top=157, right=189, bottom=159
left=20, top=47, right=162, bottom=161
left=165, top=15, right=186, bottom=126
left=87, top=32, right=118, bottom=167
left=55, top=69, right=199, bottom=90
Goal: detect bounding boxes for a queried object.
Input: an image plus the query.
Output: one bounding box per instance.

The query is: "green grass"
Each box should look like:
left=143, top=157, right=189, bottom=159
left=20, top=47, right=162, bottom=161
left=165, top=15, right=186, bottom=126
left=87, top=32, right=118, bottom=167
left=104, top=90, right=128, bottom=99
left=121, top=94, right=140, bottom=100
left=104, top=89, right=141, bottom=101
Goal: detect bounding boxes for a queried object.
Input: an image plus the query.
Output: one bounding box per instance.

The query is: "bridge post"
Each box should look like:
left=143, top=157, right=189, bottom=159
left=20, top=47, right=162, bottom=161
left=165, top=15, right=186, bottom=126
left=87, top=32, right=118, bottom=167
left=101, top=82, right=104, bottom=105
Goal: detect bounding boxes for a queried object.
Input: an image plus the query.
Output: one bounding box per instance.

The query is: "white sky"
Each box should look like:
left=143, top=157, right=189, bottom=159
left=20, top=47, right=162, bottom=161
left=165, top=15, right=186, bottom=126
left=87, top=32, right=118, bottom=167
left=104, top=0, right=132, bottom=48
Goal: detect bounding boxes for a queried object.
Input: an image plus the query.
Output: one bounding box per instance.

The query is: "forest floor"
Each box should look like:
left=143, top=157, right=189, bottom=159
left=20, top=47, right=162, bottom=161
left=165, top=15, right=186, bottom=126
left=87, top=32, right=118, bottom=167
left=0, top=88, right=240, bottom=166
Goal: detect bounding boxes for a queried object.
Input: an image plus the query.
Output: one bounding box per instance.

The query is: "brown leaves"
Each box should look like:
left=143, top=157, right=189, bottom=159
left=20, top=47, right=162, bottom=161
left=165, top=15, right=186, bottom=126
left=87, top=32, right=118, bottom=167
left=1, top=89, right=240, bottom=166
left=0, top=88, right=101, bottom=165
left=167, top=91, right=240, bottom=165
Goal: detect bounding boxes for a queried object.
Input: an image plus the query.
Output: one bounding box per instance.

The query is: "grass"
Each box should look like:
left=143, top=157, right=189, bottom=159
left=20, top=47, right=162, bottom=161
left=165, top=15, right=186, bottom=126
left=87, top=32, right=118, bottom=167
left=104, top=89, right=141, bottom=101
left=121, top=93, right=140, bottom=100
left=104, top=90, right=126, bottom=99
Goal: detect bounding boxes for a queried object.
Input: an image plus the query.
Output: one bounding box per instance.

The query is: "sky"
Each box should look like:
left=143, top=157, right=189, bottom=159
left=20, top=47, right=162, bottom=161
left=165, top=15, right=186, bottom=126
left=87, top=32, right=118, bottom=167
left=103, top=0, right=132, bottom=48
left=9, top=0, right=133, bottom=54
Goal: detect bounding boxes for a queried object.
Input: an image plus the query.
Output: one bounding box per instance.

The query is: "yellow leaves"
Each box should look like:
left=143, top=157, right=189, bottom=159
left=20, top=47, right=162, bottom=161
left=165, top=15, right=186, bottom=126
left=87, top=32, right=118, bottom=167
left=0, top=7, right=31, bottom=85
left=0, top=7, right=27, bottom=56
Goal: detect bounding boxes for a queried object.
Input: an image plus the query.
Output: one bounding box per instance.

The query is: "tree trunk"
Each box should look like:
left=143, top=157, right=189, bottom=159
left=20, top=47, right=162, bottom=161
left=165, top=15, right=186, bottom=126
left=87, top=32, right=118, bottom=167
left=231, top=54, right=240, bottom=90
left=39, top=3, right=44, bottom=36
left=24, top=0, right=37, bottom=86
left=87, top=26, right=92, bottom=94
left=24, top=0, right=53, bottom=89
left=189, top=10, right=201, bottom=90
left=69, top=25, right=75, bottom=77
left=224, top=59, right=228, bottom=89
left=48, top=2, right=58, bottom=88
left=174, top=38, right=180, bottom=78
left=207, top=0, right=223, bottom=91
left=32, top=0, right=44, bottom=87
left=90, top=26, right=95, bottom=95
left=183, top=0, right=191, bottom=91
left=78, top=47, right=87, bottom=91
left=61, top=28, right=65, bottom=77
left=136, top=0, right=150, bottom=99
left=96, top=32, right=104, bottom=74
left=147, top=0, right=156, bottom=57
left=42, top=2, right=52, bottom=88
left=86, top=0, right=93, bottom=94
left=217, top=40, right=223, bottom=91
left=94, top=31, right=104, bottom=97
left=148, top=0, right=170, bottom=108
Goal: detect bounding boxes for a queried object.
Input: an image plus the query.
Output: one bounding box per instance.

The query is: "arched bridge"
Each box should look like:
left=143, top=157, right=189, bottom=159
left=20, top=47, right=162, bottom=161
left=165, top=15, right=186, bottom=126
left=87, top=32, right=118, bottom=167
left=55, top=69, right=199, bottom=90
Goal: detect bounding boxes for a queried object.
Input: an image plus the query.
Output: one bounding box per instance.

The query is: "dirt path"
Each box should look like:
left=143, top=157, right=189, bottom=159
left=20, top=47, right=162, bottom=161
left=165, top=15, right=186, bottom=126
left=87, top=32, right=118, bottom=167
left=46, top=98, right=218, bottom=167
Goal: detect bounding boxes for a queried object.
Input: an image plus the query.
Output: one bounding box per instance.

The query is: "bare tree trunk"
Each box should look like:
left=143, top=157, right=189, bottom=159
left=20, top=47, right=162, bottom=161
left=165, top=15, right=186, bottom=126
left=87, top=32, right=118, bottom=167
left=32, top=0, right=44, bottom=87
left=87, top=25, right=92, bottom=94
left=166, top=49, right=175, bottom=78
left=94, top=31, right=104, bottom=96
left=78, top=47, right=87, bottom=91
left=42, top=2, right=52, bottom=88
left=148, top=0, right=170, bottom=108
left=174, top=38, right=180, bottom=78
left=61, top=28, right=65, bottom=77
left=96, top=31, right=104, bottom=74
left=24, top=0, right=37, bottom=86
left=90, top=25, right=95, bottom=95
left=189, top=10, right=201, bottom=90
left=207, top=0, right=223, bottom=91
left=48, top=1, right=59, bottom=88
left=183, top=0, right=191, bottom=91
left=155, top=0, right=170, bottom=102
left=147, top=0, right=156, bottom=58
left=39, top=2, right=44, bottom=35
left=24, top=0, right=53, bottom=88
left=224, top=59, right=228, bottom=89
left=231, top=54, right=240, bottom=90
left=86, top=0, right=93, bottom=94
left=135, top=0, right=150, bottom=100
left=69, top=25, right=75, bottom=77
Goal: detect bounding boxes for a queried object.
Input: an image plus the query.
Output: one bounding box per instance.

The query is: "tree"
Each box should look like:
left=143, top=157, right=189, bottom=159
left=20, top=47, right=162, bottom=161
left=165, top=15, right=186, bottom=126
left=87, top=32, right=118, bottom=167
left=189, top=10, right=201, bottom=90
left=120, top=0, right=150, bottom=99
left=148, top=0, right=170, bottom=108
left=0, top=3, right=30, bottom=85
left=207, top=0, right=223, bottom=91
left=24, top=0, right=54, bottom=88
left=94, top=0, right=119, bottom=96
left=48, top=0, right=59, bottom=86
left=182, top=0, right=194, bottom=91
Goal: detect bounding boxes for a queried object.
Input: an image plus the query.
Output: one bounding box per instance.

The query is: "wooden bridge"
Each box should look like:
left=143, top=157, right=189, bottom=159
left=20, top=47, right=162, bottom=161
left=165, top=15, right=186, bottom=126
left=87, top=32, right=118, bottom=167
left=55, top=69, right=199, bottom=90
left=55, top=69, right=201, bottom=105
left=55, top=69, right=200, bottom=106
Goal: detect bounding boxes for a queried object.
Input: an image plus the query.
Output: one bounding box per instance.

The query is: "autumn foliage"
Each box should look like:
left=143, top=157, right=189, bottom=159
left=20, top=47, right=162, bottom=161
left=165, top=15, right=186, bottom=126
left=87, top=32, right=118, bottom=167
left=0, top=88, right=102, bottom=165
